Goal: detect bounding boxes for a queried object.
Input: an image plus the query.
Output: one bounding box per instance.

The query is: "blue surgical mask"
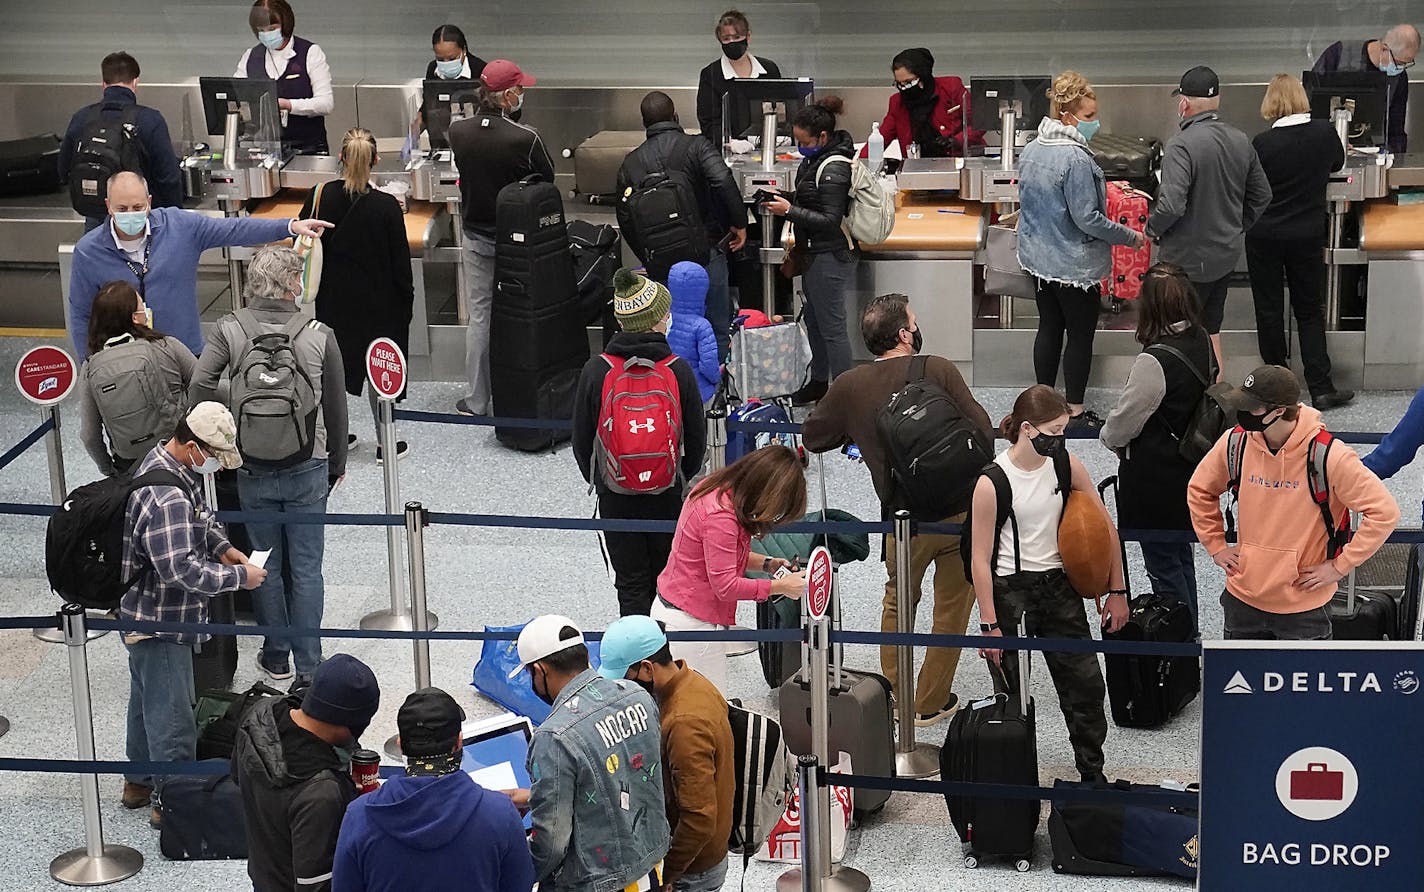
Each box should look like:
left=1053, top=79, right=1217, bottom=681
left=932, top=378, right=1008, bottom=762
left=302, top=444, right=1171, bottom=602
left=257, top=28, right=285, bottom=51
left=113, top=210, right=147, bottom=237
left=435, top=57, right=464, bottom=79
left=798, top=144, right=821, bottom=158
left=1075, top=118, right=1101, bottom=141
left=1381, top=60, right=1405, bottom=77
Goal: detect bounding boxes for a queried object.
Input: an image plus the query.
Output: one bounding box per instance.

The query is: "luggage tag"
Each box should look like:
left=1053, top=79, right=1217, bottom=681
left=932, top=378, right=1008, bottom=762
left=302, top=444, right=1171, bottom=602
left=620, top=789, right=630, bottom=811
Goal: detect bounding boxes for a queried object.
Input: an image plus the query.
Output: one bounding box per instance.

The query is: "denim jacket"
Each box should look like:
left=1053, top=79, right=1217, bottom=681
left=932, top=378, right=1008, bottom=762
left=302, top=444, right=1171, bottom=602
left=1016, top=117, right=1137, bottom=289
left=528, top=668, right=671, bottom=892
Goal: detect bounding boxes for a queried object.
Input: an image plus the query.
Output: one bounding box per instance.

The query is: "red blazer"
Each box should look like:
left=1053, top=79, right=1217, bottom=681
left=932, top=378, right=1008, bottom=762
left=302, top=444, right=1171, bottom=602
left=860, top=75, right=985, bottom=158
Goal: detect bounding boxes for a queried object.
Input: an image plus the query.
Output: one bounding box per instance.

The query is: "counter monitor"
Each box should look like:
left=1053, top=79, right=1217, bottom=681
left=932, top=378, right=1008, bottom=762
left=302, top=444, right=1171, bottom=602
left=1303, top=70, right=1390, bottom=149
left=722, top=77, right=815, bottom=147
left=424, top=78, right=480, bottom=150
left=970, top=76, right=1052, bottom=149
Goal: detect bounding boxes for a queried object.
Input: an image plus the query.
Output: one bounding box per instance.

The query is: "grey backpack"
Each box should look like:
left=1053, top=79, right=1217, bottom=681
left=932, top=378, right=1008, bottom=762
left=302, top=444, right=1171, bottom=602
left=228, top=309, right=321, bottom=468
left=85, top=337, right=184, bottom=461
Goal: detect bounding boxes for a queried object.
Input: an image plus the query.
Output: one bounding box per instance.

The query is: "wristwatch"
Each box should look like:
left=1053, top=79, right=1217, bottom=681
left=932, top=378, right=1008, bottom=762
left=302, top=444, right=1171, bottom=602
left=979, top=622, right=999, bottom=633
left=762, top=556, right=774, bottom=575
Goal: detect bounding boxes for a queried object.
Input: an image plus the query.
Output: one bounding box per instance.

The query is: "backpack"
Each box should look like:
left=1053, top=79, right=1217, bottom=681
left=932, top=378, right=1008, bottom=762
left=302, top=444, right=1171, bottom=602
left=622, top=135, right=710, bottom=276
left=594, top=354, right=684, bottom=494
left=959, top=450, right=1072, bottom=584
left=228, top=309, right=322, bottom=469
left=1147, top=342, right=1233, bottom=464
left=196, top=681, right=283, bottom=761
left=1225, top=427, right=1352, bottom=559
left=68, top=103, right=145, bottom=219
left=876, top=355, right=993, bottom=520
left=727, top=700, right=792, bottom=857
left=45, top=469, right=185, bottom=609
left=814, top=154, right=895, bottom=246
left=85, top=336, right=185, bottom=461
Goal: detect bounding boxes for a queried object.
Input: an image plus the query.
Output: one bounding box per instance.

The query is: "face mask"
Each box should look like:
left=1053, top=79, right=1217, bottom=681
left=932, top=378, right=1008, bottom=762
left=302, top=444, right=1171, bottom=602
left=508, top=91, right=524, bottom=114
left=1029, top=430, right=1065, bottom=458
left=113, top=210, right=147, bottom=237
left=257, top=28, right=285, bottom=50
left=1074, top=118, right=1101, bottom=141
left=134, top=307, right=153, bottom=328
left=435, top=57, right=464, bottom=79
left=798, top=143, right=822, bottom=158
left=532, top=665, right=555, bottom=706
left=191, top=444, right=222, bottom=475
left=627, top=670, right=655, bottom=698
left=333, top=744, right=355, bottom=766
left=1381, top=59, right=1405, bottom=77
left=1236, top=409, right=1279, bottom=432
left=721, top=39, right=748, bottom=61
left=905, top=327, right=923, bottom=354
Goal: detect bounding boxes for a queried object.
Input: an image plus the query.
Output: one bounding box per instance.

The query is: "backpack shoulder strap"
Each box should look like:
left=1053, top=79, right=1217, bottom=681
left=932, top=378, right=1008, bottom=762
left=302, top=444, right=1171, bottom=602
left=1147, top=343, right=1210, bottom=389
left=279, top=310, right=318, bottom=341
left=980, top=462, right=1020, bottom=575
left=232, top=308, right=261, bottom=343
left=907, top=353, right=929, bottom=385
left=1051, top=447, right=1072, bottom=509
left=129, top=469, right=184, bottom=492
left=814, top=153, right=852, bottom=186
left=1307, top=431, right=1349, bottom=557
left=1225, top=427, right=1247, bottom=495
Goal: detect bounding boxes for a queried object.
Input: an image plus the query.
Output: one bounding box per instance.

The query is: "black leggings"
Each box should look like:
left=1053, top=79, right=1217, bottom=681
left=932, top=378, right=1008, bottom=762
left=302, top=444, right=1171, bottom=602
left=1033, top=280, right=1099, bottom=405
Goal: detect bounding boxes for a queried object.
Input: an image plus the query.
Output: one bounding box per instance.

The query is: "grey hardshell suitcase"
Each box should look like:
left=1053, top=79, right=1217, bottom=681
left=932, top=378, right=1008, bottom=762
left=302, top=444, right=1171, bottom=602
left=571, top=130, right=645, bottom=198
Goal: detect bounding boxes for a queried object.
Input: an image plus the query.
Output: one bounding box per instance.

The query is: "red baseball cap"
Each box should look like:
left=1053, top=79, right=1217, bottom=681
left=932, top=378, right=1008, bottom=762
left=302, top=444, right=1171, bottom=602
left=481, top=59, right=536, bottom=92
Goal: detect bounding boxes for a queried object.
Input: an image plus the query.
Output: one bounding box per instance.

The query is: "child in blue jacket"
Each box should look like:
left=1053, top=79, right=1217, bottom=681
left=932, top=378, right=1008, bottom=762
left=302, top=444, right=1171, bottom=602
left=666, top=261, right=721, bottom=403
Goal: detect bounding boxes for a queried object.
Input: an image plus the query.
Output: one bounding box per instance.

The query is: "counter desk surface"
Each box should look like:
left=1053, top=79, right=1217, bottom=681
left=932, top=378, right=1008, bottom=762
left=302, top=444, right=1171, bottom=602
left=249, top=188, right=446, bottom=257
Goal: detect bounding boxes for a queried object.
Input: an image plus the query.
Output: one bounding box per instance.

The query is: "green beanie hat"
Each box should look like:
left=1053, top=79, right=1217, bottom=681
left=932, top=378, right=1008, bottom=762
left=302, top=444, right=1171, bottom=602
left=612, top=268, right=672, bottom=333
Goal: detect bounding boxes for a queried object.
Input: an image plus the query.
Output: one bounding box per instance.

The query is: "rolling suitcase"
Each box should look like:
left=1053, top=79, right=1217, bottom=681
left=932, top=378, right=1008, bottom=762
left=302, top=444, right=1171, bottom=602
left=491, top=175, right=589, bottom=451
left=192, top=591, right=238, bottom=693
left=1099, top=182, right=1153, bottom=311
left=1089, top=134, right=1162, bottom=193
left=570, top=130, right=644, bottom=198
left=0, top=133, right=62, bottom=197
left=940, top=652, right=1038, bottom=872
left=1098, top=476, right=1200, bottom=728
left=1331, top=540, right=1423, bottom=641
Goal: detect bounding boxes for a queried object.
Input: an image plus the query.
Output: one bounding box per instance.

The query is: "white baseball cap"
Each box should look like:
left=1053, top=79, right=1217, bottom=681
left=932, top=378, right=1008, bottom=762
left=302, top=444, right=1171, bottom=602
left=508, top=615, right=585, bottom=680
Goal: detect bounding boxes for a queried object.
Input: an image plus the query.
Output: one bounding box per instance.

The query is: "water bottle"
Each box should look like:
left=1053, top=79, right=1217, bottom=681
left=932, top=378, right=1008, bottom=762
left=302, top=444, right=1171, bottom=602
left=867, top=122, right=885, bottom=170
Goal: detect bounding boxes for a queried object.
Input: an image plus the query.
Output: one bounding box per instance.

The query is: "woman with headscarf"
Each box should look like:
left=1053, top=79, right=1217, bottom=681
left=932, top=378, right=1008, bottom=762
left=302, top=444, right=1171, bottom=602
left=861, top=48, right=984, bottom=163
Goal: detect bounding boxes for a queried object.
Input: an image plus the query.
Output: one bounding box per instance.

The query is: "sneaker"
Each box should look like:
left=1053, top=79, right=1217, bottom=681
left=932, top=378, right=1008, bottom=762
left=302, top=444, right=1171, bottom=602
left=256, top=650, right=293, bottom=681
left=347, top=433, right=359, bottom=452
left=120, top=782, right=152, bottom=810
left=915, top=693, right=961, bottom=727
left=1313, top=390, right=1355, bottom=411
left=790, top=380, right=828, bottom=407
left=376, top=441, right=410, bottom=465
left=454, top=398, right=484, bottom=417
left=1067, top=410, right=1105, bottom=431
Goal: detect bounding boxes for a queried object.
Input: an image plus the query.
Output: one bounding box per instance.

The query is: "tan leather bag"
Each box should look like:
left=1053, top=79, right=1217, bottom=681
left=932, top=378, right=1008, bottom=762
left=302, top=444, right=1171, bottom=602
left=1059, top=489, right=1114, bottom=600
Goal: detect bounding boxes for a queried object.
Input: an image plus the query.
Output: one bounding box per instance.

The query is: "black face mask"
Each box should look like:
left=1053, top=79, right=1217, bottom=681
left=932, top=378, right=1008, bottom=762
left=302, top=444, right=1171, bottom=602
left=1236, top=409, right=1278, bottom=432
left=721, top=39, right=748, bottom=61
left=898, top=81, right=931, bottom=103
left=909, top=327, right=923, bottom=355
left=1030, top=431, right=1065, bottom=457
left=532, top=665, right=555, bottom=706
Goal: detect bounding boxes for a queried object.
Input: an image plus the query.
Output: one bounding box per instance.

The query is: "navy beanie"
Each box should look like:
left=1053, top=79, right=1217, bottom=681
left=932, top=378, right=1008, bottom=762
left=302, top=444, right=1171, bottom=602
left=301, top=654, right=381, bottom=740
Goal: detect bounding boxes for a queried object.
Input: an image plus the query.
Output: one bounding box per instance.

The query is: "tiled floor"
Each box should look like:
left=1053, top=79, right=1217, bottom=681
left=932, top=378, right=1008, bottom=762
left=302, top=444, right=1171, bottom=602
left=0, top=334, right=1417, bottom=890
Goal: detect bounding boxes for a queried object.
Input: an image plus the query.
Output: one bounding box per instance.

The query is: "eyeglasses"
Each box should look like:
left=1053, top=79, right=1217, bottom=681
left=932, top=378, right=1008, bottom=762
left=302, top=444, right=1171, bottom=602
left=894, top=78, right=921, bottom=92
left=1384, top=45, right=1417, bottom=70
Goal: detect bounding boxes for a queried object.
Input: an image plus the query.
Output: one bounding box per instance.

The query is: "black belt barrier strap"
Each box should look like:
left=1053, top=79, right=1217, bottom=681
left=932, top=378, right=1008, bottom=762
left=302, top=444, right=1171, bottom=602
left=0, top=416, right=56, bottom=472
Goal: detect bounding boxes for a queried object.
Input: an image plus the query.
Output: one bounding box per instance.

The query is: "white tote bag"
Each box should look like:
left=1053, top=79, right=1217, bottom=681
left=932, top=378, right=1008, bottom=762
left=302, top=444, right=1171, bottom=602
left=754, top=751, right=854, bottom=864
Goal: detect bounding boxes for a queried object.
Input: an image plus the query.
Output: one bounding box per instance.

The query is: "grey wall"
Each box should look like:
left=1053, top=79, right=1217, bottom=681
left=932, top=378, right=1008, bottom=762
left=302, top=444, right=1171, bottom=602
left=1, top=1, right=1415, bottom=84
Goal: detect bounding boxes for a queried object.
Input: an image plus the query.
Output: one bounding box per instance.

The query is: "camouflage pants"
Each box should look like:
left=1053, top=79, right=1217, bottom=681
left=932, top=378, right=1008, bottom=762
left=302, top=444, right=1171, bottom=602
left=992, top=569, right=1108, bottom=781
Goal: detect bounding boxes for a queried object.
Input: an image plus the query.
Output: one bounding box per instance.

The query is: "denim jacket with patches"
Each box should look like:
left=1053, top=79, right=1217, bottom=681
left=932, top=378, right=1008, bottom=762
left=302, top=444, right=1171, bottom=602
left=528, top=668, right=671, bottom=892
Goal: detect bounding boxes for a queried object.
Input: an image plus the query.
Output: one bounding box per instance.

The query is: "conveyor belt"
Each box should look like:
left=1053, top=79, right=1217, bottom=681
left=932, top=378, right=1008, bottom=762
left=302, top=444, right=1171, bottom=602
left=249, top=189, right=445, bottom=257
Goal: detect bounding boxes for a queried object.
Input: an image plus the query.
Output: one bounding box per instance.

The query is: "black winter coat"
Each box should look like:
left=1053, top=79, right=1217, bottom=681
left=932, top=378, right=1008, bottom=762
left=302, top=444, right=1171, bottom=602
left=615, top=121, right=745, bottom=259
left=787, top=129, right=856, bottom=253
left=300, top=181, right=414, bottom=397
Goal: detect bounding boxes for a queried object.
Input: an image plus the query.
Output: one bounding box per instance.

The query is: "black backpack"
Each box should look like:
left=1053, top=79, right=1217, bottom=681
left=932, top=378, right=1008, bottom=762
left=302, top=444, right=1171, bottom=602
left=959, top=451, right=1071, bottom=584
left=68, top=103, right=145, bottom=219
left=196, top=681, right=283, bottom=761
left=1147, top=343, right=1233, bottom=465
left=876, top=355, right=993, bottom=520
left=45, top=469, right=184, bottom=609
left=622, top=135, right=710, bottom=279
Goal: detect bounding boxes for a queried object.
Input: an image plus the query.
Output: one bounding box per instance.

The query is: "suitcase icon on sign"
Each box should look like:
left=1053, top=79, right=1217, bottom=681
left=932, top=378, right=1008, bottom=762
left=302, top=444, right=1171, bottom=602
left=1290, top=763, right=1344, bottom=801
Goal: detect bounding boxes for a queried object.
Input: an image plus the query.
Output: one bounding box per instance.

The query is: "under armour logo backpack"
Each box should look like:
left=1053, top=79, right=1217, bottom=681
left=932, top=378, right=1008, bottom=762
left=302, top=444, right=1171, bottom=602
left=595, top=354, right=683, bottom=495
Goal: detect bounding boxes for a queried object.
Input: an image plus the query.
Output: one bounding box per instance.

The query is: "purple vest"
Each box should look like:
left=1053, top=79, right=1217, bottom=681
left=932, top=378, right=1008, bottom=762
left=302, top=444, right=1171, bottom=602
left=246, top=35, right=329, bottom=155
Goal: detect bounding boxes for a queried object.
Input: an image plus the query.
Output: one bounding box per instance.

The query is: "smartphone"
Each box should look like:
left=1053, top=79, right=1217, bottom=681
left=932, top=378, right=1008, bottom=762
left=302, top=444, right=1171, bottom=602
left=752, top=188, right=778, bottom=206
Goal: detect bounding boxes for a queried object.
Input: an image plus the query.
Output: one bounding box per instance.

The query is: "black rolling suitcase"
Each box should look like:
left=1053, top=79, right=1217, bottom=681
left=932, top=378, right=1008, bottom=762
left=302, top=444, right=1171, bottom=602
left=0, top=133, right=62, bottom=197
left=490, top=175, right=589, bottom=451
left=1331, top=538, right=1422, bottom=641
left=757, top=595, right=803, bottom=689
left=1090, top=133, right=1162, bottom=196
left=1098, top=476, right=1200, bottom=728
left=941, top=653, right=1038, bottom=872
left=192, top=592, right=238, bottom=692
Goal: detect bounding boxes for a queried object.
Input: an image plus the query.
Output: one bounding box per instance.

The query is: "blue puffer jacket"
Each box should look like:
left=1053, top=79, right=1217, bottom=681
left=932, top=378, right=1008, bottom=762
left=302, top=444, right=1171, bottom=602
left=666, top=261, right=720, bottom=401
left=1016, top=117, right=1137, bottom=289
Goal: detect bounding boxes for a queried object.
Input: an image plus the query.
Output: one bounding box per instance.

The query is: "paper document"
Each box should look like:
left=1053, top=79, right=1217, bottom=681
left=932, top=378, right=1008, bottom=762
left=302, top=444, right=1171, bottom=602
left=249, top=549, right=272, bottom=570
left=468, top=761, right=519, bottom=791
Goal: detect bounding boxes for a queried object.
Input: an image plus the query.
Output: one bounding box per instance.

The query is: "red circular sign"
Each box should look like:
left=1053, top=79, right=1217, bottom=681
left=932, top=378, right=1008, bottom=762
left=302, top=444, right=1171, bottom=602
left=14, top=345, right=77, bottom=406
left=806, top=546, right=833, bottom=621
left=366, top=337, right=407, bottom=400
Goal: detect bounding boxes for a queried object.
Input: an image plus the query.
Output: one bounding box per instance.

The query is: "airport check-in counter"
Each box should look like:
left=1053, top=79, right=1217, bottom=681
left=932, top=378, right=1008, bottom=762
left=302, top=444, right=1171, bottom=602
left=1358, top=154, right=1424, bottom=387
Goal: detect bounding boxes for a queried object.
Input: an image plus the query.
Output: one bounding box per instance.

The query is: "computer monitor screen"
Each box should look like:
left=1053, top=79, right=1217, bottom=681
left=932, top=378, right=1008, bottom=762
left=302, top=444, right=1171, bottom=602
left=1303, top=70, right=1389, bottom=148
left=969, top=77, right=1052, bottom=133
left=723, top=77, right=815, bottom=144
left=423, top=78, right=481, bottom=150
left=460, top=716, right=535, bottom=829
left=199, top=77, right=280, bottom=139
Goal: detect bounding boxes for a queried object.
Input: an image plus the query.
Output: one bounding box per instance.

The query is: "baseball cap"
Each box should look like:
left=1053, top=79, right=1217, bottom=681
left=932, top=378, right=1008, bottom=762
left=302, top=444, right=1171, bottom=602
left=1172, top=66, right=1220, bottom=98
left=481, top=59, right=536, bottom=92
left=1222, top=365, right=1302, bottom=411
left=508, top=615, right=585, bottom=680
left=598, top=615, right=668, bottom=681
left=397, top=687, right=466, bottom=757
left=185, top=401, right=242, bottom=469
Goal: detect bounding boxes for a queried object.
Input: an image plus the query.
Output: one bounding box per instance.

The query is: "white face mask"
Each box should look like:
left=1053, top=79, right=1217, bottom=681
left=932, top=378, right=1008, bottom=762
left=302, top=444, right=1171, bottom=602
left=192, top=444, right=222, bottom=475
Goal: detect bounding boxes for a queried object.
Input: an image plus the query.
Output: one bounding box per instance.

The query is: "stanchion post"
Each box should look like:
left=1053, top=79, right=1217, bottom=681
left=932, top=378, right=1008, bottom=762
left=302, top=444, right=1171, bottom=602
left=46, top=405, right=67, bottom=505
left=406, top=501, right=434, bottom=689
left=706, top=407, right=726, bottom=474
left=362, top=397, right=434, bottom=631
left=892, top=511, right=941, bottom=778
left=49, top=604, right=143, bottom=886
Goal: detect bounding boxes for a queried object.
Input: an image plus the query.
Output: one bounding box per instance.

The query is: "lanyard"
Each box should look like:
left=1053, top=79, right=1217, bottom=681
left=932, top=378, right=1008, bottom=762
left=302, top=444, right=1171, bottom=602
left=122, top=236, right=151, bottom=298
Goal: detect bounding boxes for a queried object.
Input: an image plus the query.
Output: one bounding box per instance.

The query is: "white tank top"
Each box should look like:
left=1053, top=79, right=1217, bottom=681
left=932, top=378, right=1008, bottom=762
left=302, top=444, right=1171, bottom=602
left=993, top=449, right=1065, bottom=576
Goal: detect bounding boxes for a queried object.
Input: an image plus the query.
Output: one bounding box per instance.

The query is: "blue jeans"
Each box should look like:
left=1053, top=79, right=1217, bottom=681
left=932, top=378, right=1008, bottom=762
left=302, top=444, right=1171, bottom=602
left=673, top=857, right=728, bottom=892
left=706, top=248, right=732, bottom=362
left=125, top=637, right=196, bottom=792
left=236, top=457, right=329, bottom=675
left=1139, top=542, right=1199, bottom=626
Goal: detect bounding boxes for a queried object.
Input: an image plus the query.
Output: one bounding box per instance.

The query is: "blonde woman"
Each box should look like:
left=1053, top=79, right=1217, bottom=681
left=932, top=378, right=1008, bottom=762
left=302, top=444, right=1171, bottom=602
left=1246, top=74, right=1352, bottom=410
left=299, top=128, right=415, bottom=461
left=1016, top=71, right=1142, bottom=429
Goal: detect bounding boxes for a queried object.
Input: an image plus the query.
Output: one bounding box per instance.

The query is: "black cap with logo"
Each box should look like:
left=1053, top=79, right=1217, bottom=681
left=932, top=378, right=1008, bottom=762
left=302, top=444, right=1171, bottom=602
left=1172, top=65, right=1220, bottom=98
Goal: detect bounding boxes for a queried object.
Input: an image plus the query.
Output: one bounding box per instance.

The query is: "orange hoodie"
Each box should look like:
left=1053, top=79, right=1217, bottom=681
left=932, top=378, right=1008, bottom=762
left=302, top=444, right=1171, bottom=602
left=1187, top=406, right=1400, bottom=614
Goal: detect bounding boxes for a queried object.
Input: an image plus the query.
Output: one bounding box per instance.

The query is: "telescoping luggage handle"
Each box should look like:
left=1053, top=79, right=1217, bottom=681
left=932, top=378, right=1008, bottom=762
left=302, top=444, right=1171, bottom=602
left=1346, top=510, right=1358, bottom=613
left=1096, top=475, right=1134, bottom=606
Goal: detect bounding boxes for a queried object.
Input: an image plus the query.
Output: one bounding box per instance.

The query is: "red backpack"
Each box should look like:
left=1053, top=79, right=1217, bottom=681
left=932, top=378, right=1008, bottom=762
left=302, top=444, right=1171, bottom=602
left=595, top=354, right=684, bottom=494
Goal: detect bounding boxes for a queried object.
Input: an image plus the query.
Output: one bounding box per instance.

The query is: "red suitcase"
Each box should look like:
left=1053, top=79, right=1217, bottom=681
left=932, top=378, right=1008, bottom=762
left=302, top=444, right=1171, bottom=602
left=1100, top=181, right=1152, bottom=311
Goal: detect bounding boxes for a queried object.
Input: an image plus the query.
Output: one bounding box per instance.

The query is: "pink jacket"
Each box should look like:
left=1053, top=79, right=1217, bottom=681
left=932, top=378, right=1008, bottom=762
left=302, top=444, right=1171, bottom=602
left=657, top=489, right=773, bottom=626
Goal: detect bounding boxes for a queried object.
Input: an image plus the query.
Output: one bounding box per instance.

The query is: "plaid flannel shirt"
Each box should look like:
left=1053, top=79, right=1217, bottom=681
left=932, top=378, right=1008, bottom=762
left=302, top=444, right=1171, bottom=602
left=119, top=444, right=244, bottom=646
